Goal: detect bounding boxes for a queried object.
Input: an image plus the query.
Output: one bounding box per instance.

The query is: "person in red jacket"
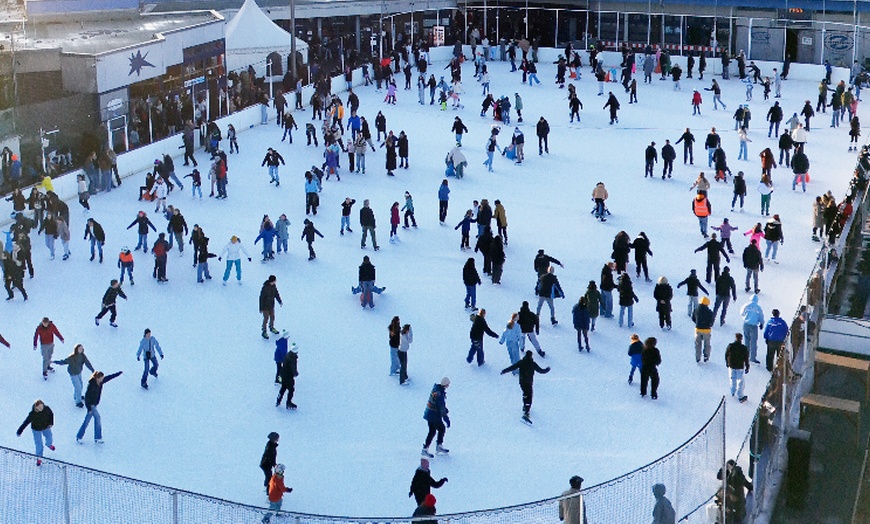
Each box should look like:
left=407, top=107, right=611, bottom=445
left=33, top=317, right=64, bottom=380
left=264, top=464, right=293, bottom=523
left=151, top=233, right=171, bottom=283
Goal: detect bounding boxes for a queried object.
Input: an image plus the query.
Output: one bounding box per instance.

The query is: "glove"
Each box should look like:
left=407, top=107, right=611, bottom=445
left=440, top=477, right=448, bottom=483
left=218, top=257, right=222, bottom=261
left=444, top=415, right=451, bottom=428
left=160, top=354, right=164, bottom=360
left=248, top=258, right=252, bottom=262
left=137, top=356, right=140, bottom=361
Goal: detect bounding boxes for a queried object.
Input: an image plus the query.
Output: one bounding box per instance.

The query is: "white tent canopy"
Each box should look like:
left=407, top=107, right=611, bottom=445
left=225, top=0, right=308, bottom=74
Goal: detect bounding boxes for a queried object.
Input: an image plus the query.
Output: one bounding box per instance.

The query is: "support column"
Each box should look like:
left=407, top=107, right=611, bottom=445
left=356, top=15, right=361, bottom=52
left=317, top=18, right=322, bottom=42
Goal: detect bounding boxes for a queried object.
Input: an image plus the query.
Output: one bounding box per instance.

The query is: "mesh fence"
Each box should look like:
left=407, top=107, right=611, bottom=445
left=0, top=398, right=724, bottom=523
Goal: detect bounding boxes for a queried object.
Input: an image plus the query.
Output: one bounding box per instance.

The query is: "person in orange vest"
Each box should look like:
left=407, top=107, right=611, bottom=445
left=692, top=192, right=712, bottom=238
left=264, top=464, right=292, bottom=523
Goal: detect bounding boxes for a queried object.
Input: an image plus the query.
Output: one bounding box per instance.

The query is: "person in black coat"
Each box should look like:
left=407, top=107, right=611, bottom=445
left=300, top=219, right=324, bottom=261
left=617, top=273, right=639, bottom=328
left=742, top=239, right=764, bottom=294
left=536, top=266, right=565, bottom=326
left=462, top=258, right=481, bottom=310
left=95, top=279, right=127, bottom=327
left=490, top=235, right=506, bottom=285
left=712, top=267, right=737, bottom=326
left=694, top=233, right=730, bottom=284
left=467, top=309, right=498, bottom=366
left=644, top=142, right=658, bottom=178
left=276, top=345, right=299, bottom=409
left=501, top=350, right=551, bottom=422
left=397, top=131, right=409, bottom=169
left=675, top=128, right=695, bottom=165
left=16, top=400, right=54, bottom=463
left=653, top=276, right=674, bottom=330
left=260, top=432, right=280, bottom=488
left=409, top=458, right=448, bottom=505
left=84, top=218, right=106, bottom=263
left=661, top=140, right=676, bottom=178
left=537, top=117, right=550, bottom=154
left=76, top=370, right=123, bottom=443
left=631, top=232, right=653, bottom=282
left=725, top=334, right=750, bottom=402
left=534, top=249, right=563, bottom=277
left=259, top=275, right=283, bottom=339
left=640, top=337, right=661, bottom=399
left=474, top=226, right=493, bottom=275
left=612, top=231, right=632, bottom=274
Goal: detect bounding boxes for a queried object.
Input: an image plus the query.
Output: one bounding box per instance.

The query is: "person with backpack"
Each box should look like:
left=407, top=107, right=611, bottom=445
left=421, top=377, right=451, bottom=458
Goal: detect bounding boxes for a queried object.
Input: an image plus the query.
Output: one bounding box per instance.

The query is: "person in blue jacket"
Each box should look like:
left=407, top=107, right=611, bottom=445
left=273, top=331, right=290, bottom=384
left=136, top=328, right=164, bottom=390
left=304, top=172, right=320, bottom=215
left=454, top=210, right=476, bottom=250
left=255, top=219, right=278, bottom=262
left=572, top=296, right=591, bottom=351
left=627, top=333, right=644, bottom=385
left=421, top=377, right=451, bottom=458
left=740, top=295, right=765, bottom=364
left=275, top=214, right=290, bottom=254
left=76, top=370, right=123, bottom=444
left=438, top=180, right=450, bottom=224
left=499, top=313, right=523, bottom=373
left=763, top=309, right=789, bottom=372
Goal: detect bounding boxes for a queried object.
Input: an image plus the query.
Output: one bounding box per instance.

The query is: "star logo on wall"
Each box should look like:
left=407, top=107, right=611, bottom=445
left=128, top=50, right=156, bottom=76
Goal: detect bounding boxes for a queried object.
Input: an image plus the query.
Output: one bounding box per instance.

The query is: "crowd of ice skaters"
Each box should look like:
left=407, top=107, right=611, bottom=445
left=2, top=36, right=867, bottom=523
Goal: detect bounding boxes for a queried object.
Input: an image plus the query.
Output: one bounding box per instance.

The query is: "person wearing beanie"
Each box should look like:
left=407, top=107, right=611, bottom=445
left=653, top=276, right=673, bottom=330
left=559, top=475, right=586, bottom=524
left=421, top=378, right=450, bottom=458
left=501, top=350, right=551, bottom=424
left=276, top=343, right=298, bottom=409
left=136, top=328, right=164, bottom=390
left=259, top=432, right=280, bottom=489
left=264, top=463, right=292, bottom=522
left=412, top=493, right=437, bottom=523
left=692, top=296, right=715, bottom=362
left=740, top=295, right=765, bottom=364
left=409, top=457, right=448, bottom=505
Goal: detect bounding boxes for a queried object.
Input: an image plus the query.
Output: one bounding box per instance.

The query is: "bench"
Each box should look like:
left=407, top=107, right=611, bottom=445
left=800, top=393, right=862, bottom=442
left=815, top=352, right=870, bottom=401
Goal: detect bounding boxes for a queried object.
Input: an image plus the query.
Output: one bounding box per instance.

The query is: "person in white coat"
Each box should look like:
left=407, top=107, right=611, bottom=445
left=398, top=324, right=413, bottom=386
left=150, top=177, right=168, bottom=213
left=219, top=235, right=252, bottom=285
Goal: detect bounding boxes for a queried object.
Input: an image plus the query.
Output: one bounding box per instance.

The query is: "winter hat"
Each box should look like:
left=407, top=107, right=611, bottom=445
left=275, top=464, right=285, bottom=475
left=657, top=276, right=668, bottom=285
left=289, top=343, right=298, bottom=353
left=423, top=494, right=437, bottom=507
left=281, top=330, right=290, bottom=339
left=700, top=296, right=711, bottom=306
left=231, top=235, right=239, bottom=242
left=690, top=269, right=697, bottom=275
left=420, top=458, right=430, bottom=469
left=154, top=159, right=160, bottom=165
left=440, top=377, right=451, bottom=387
left=267, top=431, right=280, bottom=441
left=569, top=476, right=584, bottom=489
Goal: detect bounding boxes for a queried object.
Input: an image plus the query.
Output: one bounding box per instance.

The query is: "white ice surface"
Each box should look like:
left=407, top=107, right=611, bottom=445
left=0, top=59, right=856, bottom=517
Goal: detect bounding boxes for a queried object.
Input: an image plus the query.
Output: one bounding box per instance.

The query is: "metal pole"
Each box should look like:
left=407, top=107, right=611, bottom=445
left=584, top=3, right=589, bottom=51
left=854, top=2, right=860, bottom=66
left=721, top=398, right=728, bottom=524
left=147, top=100, right=153, bottom=144
left=679, top=15, right=683, bottom=56
left=484, top=0, right=487, bottom=39
left=748, top=18, right=753, bottom=61
left=525, top=0, right=529, bottom=40
left=63, top=465, right=71, bottom=524
left=647, top=0, right=652, bottom=46
left=555, top=9, right=559, bottom=48
left=615, top=11, right=619, bottom=50
left=172, top=492, right=179, bottom=524
left=290, top=0, right=297, bottom=79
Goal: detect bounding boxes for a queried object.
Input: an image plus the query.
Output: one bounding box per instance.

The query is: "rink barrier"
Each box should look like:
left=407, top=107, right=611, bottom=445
left=0, top=399, right=724, bottom=523
left=733, top=147, right=870, bottom=523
